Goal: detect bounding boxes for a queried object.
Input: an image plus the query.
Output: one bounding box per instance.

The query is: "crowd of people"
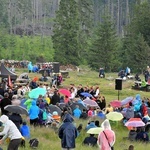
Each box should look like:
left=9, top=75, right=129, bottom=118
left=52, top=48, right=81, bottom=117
left=1, top=74, right=150, bottom=150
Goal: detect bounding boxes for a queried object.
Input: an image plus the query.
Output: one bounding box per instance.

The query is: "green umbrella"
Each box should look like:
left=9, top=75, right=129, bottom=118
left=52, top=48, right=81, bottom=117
left=106, top=112, right=123, bottom=121
left=87, top=127, right=103, bottom=134
left=28, top=87, right=47, bottom=99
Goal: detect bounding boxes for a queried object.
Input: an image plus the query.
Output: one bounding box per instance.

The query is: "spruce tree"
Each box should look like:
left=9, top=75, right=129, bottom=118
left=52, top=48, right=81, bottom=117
left=52, top=0, right=80, bottom=65
left=89, top=15, right=118, bottom=71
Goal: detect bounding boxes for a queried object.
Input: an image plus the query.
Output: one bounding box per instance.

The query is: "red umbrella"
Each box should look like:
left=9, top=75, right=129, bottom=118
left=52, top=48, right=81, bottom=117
left=110, top=100, right=121, bottom=108
left=58, top=89, right=71, bottom=97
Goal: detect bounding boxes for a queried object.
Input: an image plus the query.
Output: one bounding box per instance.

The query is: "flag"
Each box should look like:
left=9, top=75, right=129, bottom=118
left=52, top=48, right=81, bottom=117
left=8, top=75, right=12, bottom=88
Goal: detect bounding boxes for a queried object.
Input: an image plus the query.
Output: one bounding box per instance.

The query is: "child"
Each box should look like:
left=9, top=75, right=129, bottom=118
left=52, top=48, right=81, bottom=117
left=20, top=121, right=30, bottom=139
left=52, top=111, right=61, bottom=123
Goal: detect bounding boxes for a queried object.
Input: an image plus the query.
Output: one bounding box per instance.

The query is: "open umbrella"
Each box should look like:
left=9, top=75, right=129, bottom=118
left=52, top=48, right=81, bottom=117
left=28, top=87, right=47, bottom=99
left=4, top=105, right=28, bottom=115
left=70, top=103, right=87, bottom=111
left=110, top=100, right=121, bottom=108
left=58, top=89, right=71, bottom=97
left=106, top=112, right=123, bottom=121
left=83, top=99, right=99, bottom=108
left=87, top=127, right=103, bottom=134
left=121, top=97, right=133, bottom=106
left=125, top=118, right=145, bottom=128
left=49, top=105, right=62, bottom=115
left=80, top=92, right=92, bottom=98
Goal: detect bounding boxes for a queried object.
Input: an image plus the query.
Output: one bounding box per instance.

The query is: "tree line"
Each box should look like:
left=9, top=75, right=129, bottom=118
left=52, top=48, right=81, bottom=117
left=0, top=0, right=150, bottom=72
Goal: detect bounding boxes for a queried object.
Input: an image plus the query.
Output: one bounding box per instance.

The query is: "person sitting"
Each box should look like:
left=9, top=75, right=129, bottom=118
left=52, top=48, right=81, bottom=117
left=82, top=134, right=97, bottom=147
left=87, top=108, right=93, bottom=117
left=125, top=102, right=134, bottom=120
left=73, top=105, right=82, bottom=119
left=20, top=121, right=30, bottom=139
left=85, top=121, right=97, bottom=131
left=136, top=127, right=149, bottom=142
left=97, top=109, right=106, bottom=119
left=52, top=111, right=60, bottom=123
left=95, top=120, right=100, bottom=127
left=105, top=104, right=113, bottom=114
left=80, top=109, right=88, bottom=119
left=128, top=127, right=137, bottom=141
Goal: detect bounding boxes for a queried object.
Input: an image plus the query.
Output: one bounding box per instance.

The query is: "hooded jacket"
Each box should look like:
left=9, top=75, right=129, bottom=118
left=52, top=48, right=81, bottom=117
left=0, top=115, right=22, bottom=141
left=98, top=119, right=115, bottom=150
left=29, top=100, right=39, bottom=120
left=58, top=114, right=77, bottom=148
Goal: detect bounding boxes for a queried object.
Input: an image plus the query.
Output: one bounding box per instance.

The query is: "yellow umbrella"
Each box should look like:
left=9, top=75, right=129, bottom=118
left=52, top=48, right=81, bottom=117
left=106, top=112, right=123, bottom=121
left=87, top=127, right=103, bottom=134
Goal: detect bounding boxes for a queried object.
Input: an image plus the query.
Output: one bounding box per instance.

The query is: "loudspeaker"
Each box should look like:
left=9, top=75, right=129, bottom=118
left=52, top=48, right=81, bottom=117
left=115, top=78, right=122, bottom=90
left=53, top=62, right=60, bottom=73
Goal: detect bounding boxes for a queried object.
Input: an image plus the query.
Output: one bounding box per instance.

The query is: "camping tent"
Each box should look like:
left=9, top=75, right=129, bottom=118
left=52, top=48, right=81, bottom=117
left=0, top=63, right=17, bottom=80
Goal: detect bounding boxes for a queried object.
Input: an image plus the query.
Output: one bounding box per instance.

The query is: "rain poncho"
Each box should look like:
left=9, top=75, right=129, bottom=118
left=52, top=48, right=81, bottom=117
left=132, top=94, right=142, bottom=112
left=98, top=119, right=115, bottom=150
left=58, top=114, right=77, bottom=149
left=27, top=62, right=33, bottom=71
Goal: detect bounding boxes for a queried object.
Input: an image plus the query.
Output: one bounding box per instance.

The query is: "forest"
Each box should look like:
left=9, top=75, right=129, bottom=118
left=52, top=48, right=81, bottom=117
left=0, top=0, right=150, bottom=72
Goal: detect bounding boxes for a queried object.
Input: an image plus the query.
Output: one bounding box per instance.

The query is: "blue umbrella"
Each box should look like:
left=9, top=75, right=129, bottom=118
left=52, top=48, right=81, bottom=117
left=80, top=92, right=92, bottom=98
left=28, top=87, right=47, bottom=99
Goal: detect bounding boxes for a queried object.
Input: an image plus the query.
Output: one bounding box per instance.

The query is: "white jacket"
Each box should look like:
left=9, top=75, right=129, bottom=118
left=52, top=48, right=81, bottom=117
left=0, top=115, right=22, bottom=140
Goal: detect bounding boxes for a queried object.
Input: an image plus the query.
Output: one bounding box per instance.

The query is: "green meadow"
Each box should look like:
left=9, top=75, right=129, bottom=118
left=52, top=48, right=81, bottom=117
left=2, top=68, right=149, bottom=150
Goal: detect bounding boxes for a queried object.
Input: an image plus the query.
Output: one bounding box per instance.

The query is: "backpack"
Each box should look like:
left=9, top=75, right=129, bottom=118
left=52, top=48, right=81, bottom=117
left=29, top=138, right=39, bottom=148
left=42, top=110, right=48, bottom=120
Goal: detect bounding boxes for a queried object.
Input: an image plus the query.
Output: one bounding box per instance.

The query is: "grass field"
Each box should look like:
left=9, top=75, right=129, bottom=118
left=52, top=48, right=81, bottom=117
left=2, top=68, right=150, bottom=150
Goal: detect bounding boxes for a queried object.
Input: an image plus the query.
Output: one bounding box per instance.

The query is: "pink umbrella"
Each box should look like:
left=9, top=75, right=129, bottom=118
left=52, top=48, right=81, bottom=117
left=83, top=99, right=99, bottom=107
left=125, top=118, right=145, bottom=128
left=110, top=100, right=121, bottom=108
left=58, top=89, right=71, bottom=97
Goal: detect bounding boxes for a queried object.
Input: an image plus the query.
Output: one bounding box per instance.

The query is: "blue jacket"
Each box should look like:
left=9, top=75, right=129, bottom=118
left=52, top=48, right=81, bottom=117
left=29, top=101, right=40, bottom=119
left=86, top=122, right=97, bottom=131
left=27, top=62, right=33, bottom=71
left=20, top=125, right=30, bottom=139
left=73, top=108, right=81, bottom=118
left=58, top=114, right=78, bottom=148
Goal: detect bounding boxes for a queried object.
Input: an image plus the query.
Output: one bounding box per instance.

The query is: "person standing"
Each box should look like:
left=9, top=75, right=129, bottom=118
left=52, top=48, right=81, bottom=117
left=97, top=119, right=115, bottom=150
left=0, top=115, right=22, bottom=150
left=58, top=114, right=78, bottom=150
left=29, top=100, right=40, bottom=126
left=0, top=92, right=11, bottom=115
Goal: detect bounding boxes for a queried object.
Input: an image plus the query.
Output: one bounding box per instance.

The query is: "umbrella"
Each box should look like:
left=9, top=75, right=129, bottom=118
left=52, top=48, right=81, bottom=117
left=83, top=99, right=99, bottom=108
left=87, top=127, right=103, bottom=134
left=125, top=118, right=145, bottom=128
left=49, top=105, right=62, bottom=115
left=106, top=112, right=123, bottom=121
left=4, top=105, right=28, bottom=115
left=28, top=87, right=47, bottom=99
left=58, top=89, right=71, bottom=97
left=80, top=92, right=92, bottom=98
left=121, top=97, right=133, bottom=106
left=110, top=100, right=121, bottom=108
left=20, top=99, right=27, bottom=109
left=58, top=103, right=66, bottom=110
left=70, top=103, right=87, bottom=111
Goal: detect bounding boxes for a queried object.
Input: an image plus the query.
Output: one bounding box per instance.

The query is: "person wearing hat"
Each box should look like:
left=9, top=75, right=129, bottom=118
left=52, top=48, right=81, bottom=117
left=0, top=115, right=22, bottom=150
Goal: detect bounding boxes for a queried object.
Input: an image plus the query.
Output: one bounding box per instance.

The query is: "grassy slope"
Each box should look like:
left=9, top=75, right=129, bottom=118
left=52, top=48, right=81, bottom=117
left=12, top=69, right=150, bottom=150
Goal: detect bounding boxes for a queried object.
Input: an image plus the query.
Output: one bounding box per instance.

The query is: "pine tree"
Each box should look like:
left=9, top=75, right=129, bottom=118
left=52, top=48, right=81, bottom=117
left=89, top=15, right=118, bottom=71
left=52, top=0, right=80, bottom=65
